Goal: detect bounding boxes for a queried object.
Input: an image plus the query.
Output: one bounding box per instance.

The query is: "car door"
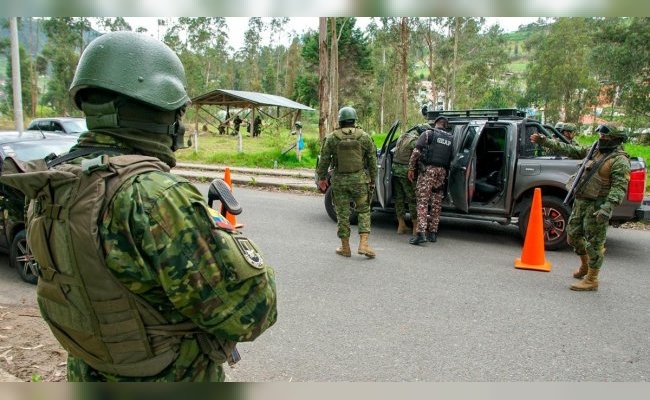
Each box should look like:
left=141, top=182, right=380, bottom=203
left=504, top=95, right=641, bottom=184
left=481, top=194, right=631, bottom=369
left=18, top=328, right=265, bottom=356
left=447, top=121, right=485, bottom=213
left=376, top=120, right=400, bottom=209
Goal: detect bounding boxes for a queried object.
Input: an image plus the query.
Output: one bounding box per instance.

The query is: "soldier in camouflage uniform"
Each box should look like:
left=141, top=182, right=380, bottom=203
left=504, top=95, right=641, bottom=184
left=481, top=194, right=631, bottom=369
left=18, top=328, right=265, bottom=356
left=3, top=32, right=277, bottom=381
left=316, top=106, right=378, bottom=258
left=559, top=122, right=579, bottom=144
left=391, top=127, right=420, bottom=235
left=407, top=116, right=454, bottom=245
left=531, top=123, right=630, bottom=291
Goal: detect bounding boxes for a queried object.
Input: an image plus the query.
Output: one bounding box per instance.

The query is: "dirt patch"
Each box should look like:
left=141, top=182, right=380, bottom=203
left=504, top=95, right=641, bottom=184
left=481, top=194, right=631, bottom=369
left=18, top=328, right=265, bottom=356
left=0, top=304, right=67, bottom=382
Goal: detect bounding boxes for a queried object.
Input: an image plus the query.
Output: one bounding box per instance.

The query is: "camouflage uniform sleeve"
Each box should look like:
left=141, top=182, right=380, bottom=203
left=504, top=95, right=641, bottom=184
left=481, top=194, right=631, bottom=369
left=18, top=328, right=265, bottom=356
left=315, top=134, right=334, bottom=180
left=101, top=171, right=277, bottom=342
left=362, top=133, right=378, bottom=184
left=538, top=136, right=589, bottom=159
left=606, top=154, right=631, bottom=207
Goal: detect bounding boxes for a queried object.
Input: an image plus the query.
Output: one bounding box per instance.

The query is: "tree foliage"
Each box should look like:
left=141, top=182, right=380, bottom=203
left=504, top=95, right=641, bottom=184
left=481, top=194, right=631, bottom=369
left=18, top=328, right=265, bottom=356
left=4, top=17, right=649, bottom=135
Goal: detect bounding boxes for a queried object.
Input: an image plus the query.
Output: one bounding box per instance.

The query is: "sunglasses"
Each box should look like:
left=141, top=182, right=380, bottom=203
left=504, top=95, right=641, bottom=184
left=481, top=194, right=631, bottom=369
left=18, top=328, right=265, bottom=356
left=594, top=124, right=611, bottom=135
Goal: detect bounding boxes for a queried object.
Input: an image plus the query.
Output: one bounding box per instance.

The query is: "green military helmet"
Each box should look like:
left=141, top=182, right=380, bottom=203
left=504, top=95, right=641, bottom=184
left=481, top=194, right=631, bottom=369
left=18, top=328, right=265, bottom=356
left=562, top=123, right=577, bottom=132
left=69, top=31, right=190, bottom=111
left=338, top=106, right=357, bottom=122
left=554, top=122, right=564, bottom=131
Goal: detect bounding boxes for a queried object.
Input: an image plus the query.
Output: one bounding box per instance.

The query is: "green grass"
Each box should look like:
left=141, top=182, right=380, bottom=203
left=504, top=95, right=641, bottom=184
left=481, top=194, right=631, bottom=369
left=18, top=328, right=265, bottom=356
left=176, top=129, right=320, bottom=169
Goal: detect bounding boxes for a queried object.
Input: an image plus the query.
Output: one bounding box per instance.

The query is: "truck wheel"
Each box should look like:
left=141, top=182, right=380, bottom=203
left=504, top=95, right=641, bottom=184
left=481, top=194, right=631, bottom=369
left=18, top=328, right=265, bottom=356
left=10, top=230, right=39, bottom=284
left=518, top=195, right=571, bottom=251
left=324, top=186, right=358, bottom=225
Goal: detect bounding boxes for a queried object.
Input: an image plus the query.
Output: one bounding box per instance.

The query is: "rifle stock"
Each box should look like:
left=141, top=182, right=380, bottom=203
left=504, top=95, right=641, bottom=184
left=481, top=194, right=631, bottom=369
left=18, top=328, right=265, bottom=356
left=563, top=141, right=598, bottom=206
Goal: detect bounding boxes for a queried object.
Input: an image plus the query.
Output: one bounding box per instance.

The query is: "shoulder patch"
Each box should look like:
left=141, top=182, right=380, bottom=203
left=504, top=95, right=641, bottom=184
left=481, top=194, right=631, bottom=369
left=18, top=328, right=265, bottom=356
left=207, top=207, right=235, bottom=230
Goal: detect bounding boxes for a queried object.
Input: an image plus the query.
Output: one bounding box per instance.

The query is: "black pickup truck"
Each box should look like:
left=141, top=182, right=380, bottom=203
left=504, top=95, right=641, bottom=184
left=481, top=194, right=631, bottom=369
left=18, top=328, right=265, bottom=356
left=320, top=109, right=650, bottom=250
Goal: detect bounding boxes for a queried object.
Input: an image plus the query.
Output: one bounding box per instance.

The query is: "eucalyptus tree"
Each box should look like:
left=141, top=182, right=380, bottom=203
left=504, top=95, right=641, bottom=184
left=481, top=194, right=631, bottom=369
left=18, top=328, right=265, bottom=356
left=524, top=17, right=597, bottom=124
left=95, top=17, right=132, bottom=32
left=41, top=17, right=91, bottom=115
left=301, top=18, right=372, bottom=135
left=589, top=17, right=650, bottom=129
left=237, top=17, right=264, bottom=91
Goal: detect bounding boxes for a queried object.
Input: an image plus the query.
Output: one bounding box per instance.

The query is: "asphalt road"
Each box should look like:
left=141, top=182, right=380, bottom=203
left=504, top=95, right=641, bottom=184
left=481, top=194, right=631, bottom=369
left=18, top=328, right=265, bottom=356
left=1, top=185, right=649, bottom=381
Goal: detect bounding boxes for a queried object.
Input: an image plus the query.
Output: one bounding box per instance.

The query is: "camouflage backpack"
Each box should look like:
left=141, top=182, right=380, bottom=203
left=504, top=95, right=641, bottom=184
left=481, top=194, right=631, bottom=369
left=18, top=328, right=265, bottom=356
left=0, top=153, right=237, bottom=376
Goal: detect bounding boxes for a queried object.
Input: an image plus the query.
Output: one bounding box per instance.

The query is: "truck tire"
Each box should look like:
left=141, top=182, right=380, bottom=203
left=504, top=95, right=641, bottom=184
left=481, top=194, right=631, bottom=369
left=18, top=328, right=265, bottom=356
left=518, top=195, right=571, bottom=251
left=324, top=186, right=358, bottom=225
left=10, top=230, right=38, bottom=285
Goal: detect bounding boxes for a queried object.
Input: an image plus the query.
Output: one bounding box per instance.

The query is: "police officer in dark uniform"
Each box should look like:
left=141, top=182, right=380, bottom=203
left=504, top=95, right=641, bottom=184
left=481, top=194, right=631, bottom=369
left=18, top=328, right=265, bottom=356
left=407, top=116, right=454, bottom=245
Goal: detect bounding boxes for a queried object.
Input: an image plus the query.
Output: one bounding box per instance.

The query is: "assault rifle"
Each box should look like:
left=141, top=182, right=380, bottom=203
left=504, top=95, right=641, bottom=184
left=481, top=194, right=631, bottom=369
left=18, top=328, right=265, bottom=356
left=563, top=141, right=598, bottom=206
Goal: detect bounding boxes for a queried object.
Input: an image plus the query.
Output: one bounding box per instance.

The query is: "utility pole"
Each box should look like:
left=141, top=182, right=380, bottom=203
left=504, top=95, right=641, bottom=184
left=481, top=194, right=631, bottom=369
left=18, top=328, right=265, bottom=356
left=10, top=17, right=24, bottom=132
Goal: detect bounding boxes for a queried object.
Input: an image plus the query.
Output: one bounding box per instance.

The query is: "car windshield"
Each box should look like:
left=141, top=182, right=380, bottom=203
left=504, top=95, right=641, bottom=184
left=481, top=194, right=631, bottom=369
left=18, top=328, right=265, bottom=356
left=2, top=139, right=74, bottom=161
left=61, top=119, right=87, bottom=133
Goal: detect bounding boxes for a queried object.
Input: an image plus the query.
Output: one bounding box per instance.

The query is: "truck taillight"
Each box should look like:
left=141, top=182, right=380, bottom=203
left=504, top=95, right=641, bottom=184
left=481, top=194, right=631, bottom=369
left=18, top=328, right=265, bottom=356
left=627, top=169, right=646, bottom=202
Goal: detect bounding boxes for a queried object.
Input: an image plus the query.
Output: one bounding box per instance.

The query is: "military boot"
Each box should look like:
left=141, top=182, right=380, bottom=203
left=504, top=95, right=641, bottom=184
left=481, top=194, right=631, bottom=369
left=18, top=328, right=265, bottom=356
left=570, top=268, right=600, bottom=291
left=409, top=232, right=427, bottom=245
left=572, top=254, right=589, bottom=279
left=396, top=217, right=410, bottom=234
left=358, top=233, right=376, bottom=258
left=336, top=238, right=351, bottom=257
left=426, top=231, right=437, bottom=242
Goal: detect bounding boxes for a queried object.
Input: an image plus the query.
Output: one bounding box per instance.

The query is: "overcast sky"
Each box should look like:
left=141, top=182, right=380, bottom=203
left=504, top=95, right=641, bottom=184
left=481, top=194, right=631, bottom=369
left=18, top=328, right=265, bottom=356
left=123, top=17, right=540, bottom=49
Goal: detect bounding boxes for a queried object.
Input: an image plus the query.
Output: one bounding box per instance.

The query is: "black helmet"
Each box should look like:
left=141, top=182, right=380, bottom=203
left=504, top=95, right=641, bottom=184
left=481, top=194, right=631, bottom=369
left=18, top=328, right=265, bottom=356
left=431, top=116, right=449, bottom=129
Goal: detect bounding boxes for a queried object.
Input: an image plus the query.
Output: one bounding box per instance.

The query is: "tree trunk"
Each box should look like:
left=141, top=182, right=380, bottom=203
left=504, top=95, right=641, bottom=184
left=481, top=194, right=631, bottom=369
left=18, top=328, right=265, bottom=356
left=318, top=17, right=330, bottom=141
left=329, top=18, right=339, bottom=131
left=400, top=18, right=409, bottom=126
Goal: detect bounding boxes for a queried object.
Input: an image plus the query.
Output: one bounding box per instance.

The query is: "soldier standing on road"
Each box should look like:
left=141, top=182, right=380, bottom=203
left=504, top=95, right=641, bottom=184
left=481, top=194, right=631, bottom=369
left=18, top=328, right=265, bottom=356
left=391, top=126, right=420, bottom=235
left=0, top=32, right=277, bottom=381
left=531, top=123, right=630, bottom=291
left=316, top=106, right=378, bottom=258
left=407, top=116, right=454, bottom=245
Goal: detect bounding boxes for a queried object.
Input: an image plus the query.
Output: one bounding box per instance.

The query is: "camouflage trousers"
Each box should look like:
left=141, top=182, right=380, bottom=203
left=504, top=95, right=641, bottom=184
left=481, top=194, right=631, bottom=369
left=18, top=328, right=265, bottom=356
left=392, top=174, right=416, bottom=219
left=332, top=183, right=372, bottom=238
left=414, top=166, right=446, bottom=233
left=566, top=197, right=609, bottom=270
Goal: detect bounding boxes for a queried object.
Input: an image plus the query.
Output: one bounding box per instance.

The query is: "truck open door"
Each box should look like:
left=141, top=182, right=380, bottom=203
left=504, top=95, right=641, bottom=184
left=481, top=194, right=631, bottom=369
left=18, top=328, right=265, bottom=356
left=376, top=120, right=400, bottom=209
left=448, top=122, right=485, bottom=213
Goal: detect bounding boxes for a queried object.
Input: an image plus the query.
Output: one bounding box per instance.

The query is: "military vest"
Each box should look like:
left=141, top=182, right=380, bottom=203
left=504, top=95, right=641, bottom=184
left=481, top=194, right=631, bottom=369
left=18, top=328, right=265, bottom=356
left=333, top=128, right=364, bottom=173
left=393, top=131, right=418, bottom=165
left=577, top=150, right=627, bottom=200
left=422, top=128, right=454, bottom=167
left=0, top=153, right=238, bottom=377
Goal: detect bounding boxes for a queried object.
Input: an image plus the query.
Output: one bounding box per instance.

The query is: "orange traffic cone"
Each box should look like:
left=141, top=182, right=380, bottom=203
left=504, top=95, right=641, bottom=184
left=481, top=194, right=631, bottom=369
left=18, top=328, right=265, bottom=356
left=223, top=167, right=243, bottom=228
left=514, top=187, right=551, bottom=272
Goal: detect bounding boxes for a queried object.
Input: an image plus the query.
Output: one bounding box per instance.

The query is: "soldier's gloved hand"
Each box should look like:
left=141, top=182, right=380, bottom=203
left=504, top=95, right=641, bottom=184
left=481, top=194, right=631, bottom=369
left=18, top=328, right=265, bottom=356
left=318, top=179, right=329, bottom=193
left=368, top=182, right=375, bottom=193
left=593, top=203, right=612, bottom=223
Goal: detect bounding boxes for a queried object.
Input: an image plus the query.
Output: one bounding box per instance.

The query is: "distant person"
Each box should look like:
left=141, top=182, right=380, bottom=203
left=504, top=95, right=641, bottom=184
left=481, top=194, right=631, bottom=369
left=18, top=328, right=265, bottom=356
left=531, top=123, right=630, bottom=291
left=253, top=115, right=262, bottom=138
left=316, top=106, right=378, bottom=258
left=233, top=115, right=242, bottom=136
left=408, top=116, right=454, bottom=245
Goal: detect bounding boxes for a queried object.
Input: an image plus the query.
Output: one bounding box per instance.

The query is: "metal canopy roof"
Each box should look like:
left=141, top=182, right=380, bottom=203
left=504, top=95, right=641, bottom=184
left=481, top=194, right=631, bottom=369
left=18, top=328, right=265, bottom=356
left=191, top=89, right=314, bottom=111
